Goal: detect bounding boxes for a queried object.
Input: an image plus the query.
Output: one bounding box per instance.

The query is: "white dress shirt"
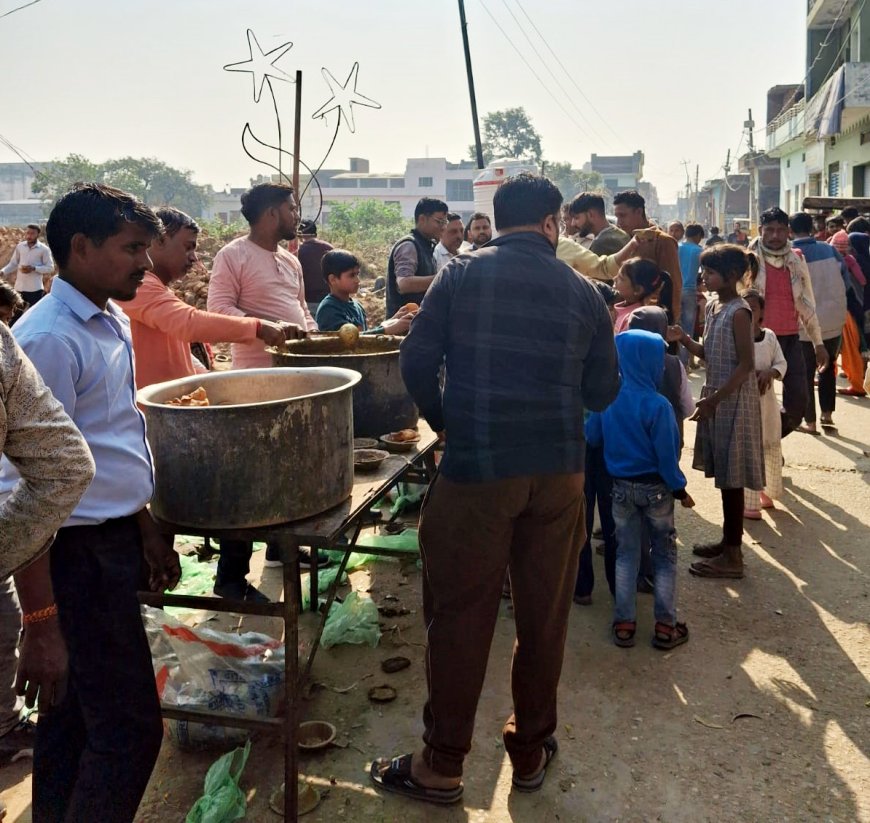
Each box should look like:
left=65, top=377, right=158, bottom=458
left=1, top=240, right=55, bottom=292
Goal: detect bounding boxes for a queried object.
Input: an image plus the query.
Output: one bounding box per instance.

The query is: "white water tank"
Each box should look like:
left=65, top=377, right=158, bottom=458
left=473, top=158, right=539, bottom=238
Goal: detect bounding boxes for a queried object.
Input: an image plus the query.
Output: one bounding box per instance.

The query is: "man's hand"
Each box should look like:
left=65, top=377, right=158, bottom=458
left=257, top=320, right=289, bottom=347
left=679, top=493, right=696, bottom=509
left=814, top=344, right=830, bottom=373
left=138, top=511, right=181, bottom=592
left=16, top=618, right=68, bottom=709
left=19, top=265, right=34, bottom=274
left=382, top=315, right=412, bottom=336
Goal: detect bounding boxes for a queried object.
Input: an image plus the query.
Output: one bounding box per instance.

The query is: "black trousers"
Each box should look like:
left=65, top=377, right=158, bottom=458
left=777, top=334, right=808, bottom=437
left=801, top=336, right=842, bottom=423
left=575, top=445, right=616, bottom=598
left=33, top=517, right=163, bottom=823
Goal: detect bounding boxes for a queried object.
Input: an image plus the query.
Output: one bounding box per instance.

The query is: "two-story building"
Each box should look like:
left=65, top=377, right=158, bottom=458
left=766, top=0, right=870, bottom=209
left=292, top=157, right=477, bottom=226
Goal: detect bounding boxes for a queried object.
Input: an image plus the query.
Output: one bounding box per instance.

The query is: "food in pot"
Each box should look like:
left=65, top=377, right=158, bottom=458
left=164, top=386, right=210, bottom=407
left=390, top=429, right=420, bottom=442
left=338, top=323, right=361, bottom=349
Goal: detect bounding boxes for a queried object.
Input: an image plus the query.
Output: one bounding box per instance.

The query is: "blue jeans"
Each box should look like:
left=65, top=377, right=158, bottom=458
left=612, top=479, right=678, bottom=626
left=678, top=289, right=697, bottom=366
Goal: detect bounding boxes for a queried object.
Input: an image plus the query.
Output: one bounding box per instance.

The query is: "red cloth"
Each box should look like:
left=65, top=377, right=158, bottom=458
left=763, top=264, right=799, bottom=336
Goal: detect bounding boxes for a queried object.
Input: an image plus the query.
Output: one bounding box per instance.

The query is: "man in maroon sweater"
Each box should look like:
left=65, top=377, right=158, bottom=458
left=296, top=220, right=334, bottom=315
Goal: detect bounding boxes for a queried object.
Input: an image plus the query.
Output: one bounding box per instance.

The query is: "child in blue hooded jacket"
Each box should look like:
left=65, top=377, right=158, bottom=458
left=586, top=330, right=695, bottom=650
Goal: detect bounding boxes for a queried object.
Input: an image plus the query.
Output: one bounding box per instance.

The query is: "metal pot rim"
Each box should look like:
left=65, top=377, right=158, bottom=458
left=137, top=366, right=362, bottom=410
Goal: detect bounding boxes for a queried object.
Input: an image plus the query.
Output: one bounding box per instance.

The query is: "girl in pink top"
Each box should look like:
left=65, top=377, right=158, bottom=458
left=612, top=258, right=674, bottom=333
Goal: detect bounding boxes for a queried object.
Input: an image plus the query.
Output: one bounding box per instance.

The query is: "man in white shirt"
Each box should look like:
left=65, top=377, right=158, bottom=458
left=1, top=224, right=55, bottom=308
left=433, top=212, right=464, bottom=271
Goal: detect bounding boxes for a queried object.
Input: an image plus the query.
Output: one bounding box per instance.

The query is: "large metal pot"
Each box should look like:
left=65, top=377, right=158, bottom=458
left=137, top=367, right=361, bottom=529
left=270, top=336, right=418, bottom=438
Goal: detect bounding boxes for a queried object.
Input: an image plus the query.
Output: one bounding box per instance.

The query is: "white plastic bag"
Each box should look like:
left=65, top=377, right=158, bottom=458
left=143, top=606, right=284, bottom=750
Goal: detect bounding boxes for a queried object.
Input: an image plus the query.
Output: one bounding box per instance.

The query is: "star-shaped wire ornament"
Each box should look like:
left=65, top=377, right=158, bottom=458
left=223, top=29, right=294, bottom=104
left=311, top=62, right=381, bottom=134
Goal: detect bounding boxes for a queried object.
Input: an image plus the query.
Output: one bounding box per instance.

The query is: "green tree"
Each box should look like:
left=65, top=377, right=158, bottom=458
left=32, top=155, right=209, bottom=216
left=469, top=107, right=543, bottom=164
left=324, top=200, right=410, bottom=246
left=544, top=162, right=606, bottom=201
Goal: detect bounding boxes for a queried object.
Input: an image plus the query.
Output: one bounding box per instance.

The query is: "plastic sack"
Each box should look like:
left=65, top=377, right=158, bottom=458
left=143, top=606, right=284, bottom=750
left=320, top=591, right=380, bottom=649
left=186, top=740, right=251, bottom=823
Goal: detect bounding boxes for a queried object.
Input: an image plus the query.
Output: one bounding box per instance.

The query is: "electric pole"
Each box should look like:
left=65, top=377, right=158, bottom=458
left=458, top=0, right=485, bottom=169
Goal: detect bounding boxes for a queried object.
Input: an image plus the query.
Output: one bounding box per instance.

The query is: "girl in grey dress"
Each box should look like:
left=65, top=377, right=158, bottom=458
left=670, top=245, right=764, bottom=579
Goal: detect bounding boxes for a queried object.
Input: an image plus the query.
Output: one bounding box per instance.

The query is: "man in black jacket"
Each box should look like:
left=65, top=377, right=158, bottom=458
left=371, top=174, right=620, bottom=804
left=386, top=197, right=447, bottom=316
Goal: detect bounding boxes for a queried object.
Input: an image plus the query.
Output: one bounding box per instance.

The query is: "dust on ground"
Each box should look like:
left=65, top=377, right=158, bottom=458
left=1, top=371, right=868, bottom=822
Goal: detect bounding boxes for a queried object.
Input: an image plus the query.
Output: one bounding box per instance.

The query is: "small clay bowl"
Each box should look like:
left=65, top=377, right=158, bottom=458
left=353, top=437, right=379, bottom=449
left=269, top=781, right=321, bottom=816
left=354, top=448, right=390, bottom=471
left=380, top=433, right=420, bottom=452
left=298, top=720, right=337, bottom=751
left=368, top=684, right=398, bottom=703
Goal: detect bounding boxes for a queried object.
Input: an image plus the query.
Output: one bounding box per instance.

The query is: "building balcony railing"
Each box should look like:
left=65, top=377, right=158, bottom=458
left=766, top=100, right=806, bottom=154
left=807, top=0, right=857, bottom=30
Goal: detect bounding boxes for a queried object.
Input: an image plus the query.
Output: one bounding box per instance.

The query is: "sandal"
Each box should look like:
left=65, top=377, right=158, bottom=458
left=689, top=557, right=744, bottom=579
left=692, top=541, right=724, bottom=558
left=743, top=509, right=762, bottom=520
left=612, top=620, right=636, bottom=648
left=512, top=736, right=558, bottom=792
left=369, top=754, right=463, bottom=805
left=652, top=621, right=689, bottom=650
left=797, top=424, right=821, bottom=436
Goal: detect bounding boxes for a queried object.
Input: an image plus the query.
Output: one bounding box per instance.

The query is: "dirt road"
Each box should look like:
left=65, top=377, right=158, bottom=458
left=1, top=370, right=867, bottom=822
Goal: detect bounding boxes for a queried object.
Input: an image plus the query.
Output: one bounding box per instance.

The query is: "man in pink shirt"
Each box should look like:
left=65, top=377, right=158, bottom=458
left=119, top=207, right=299, bottom=389
left=207, top=184, right=326, bottom=599
left=208, top=183, right=316, bottom=368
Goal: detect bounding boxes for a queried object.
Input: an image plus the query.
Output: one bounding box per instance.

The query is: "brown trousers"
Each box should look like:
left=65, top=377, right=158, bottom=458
left=419, top=471, right=586, bottom=778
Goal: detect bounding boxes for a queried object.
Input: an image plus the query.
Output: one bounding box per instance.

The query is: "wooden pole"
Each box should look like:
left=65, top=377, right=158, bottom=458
left=293, top=70, right=302, bottom=194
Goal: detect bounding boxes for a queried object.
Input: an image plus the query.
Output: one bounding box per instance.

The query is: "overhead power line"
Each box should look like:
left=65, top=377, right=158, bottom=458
left=497, top=0, right=608, bottom=146
left=512, top=0, right=627, bottom=149
left=476, top=0, right=595, bottom=144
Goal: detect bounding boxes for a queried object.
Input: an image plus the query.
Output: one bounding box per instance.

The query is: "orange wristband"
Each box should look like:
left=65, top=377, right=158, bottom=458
left=23, top=604, right=58, bottom=625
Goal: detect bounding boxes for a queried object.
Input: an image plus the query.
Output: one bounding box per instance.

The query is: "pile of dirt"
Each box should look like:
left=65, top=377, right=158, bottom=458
left=0, top=227, right=25, bottom=272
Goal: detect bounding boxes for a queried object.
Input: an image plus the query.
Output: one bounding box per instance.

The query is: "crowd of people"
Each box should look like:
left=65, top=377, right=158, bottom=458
left=0, top=173, right=868, bottom=818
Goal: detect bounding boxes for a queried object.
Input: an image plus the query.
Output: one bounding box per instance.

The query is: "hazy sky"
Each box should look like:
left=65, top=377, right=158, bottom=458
left=0, top=0, right=807, bottom=203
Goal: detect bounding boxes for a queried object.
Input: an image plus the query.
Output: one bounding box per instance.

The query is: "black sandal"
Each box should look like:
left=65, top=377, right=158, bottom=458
left=652, top=621, right=689, bottom=650
left=612, top=620, right=636, bottom=648
left=369, top=754, right=463, bottom=805
left=512, top=736, right=558, bottom=792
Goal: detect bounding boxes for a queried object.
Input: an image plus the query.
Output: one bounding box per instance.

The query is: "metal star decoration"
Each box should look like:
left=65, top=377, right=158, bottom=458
left=223, top=29, right=293, bottom=104
left=311, top=62, right=381, bottom=133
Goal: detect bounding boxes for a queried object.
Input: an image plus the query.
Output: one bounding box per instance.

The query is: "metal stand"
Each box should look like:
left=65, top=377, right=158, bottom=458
left=139, top=424, right=439, bottom=821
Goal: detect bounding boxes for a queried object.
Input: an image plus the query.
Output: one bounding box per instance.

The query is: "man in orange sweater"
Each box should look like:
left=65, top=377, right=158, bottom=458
left=118, top=207, right=300, bottom=389
left=613, top=190, right=682, bottom=320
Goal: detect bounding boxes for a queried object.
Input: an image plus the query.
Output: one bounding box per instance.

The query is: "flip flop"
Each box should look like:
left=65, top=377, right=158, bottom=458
left=796, top=425, right=821, bottom=436
left=512, top=736, right=558, bottom=792
left=369, top=754, right=463, bottom=805
left=689, top=559, right=744, bottom=579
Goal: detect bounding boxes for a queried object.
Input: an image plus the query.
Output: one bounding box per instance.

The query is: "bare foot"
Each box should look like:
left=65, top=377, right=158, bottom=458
left=759, top=492, right=774, bottom=509
left=516, top=747, right=548, bottom=781
left=410, top=752, right=462, bottom=790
